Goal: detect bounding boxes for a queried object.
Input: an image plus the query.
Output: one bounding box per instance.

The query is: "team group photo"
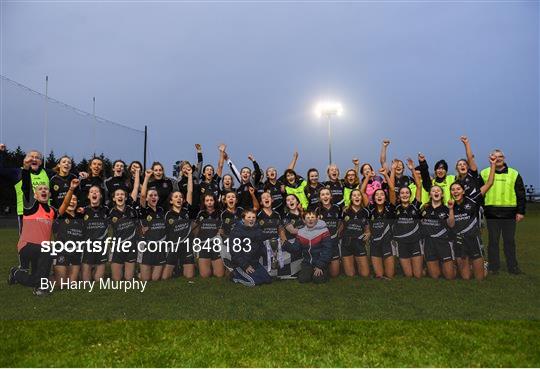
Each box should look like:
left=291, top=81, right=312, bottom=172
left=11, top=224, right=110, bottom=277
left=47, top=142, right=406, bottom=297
left=2, top=135, right=527, bottom=295
left=0, top=1, right=538, bottom=368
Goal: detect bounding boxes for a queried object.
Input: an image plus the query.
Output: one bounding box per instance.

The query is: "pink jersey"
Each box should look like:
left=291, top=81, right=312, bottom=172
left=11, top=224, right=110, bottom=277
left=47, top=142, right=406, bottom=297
left=365, top=177, right=384, bottom=203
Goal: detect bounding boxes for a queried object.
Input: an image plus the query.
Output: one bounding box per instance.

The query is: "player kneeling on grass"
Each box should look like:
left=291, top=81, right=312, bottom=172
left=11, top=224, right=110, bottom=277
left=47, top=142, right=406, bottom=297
left=230, top=209, right=272, bottom=286
left=138, top=170, right=167, bottom=281
left=283, top=211, right=333, bottom=284
left=421, top=185, right=456, bottom=280
left=81, top=186, right=109, bottom=282
left=53, top=193, right=84, bottom=286
left=8, top=156, right=79, bottom=296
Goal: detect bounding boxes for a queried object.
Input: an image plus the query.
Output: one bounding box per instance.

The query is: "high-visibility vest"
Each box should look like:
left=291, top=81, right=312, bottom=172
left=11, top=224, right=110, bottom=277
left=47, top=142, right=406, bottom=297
left=408, top=175, right=455, bottom=205
left=434, top=175, right=455, bottom=206
left=481, top=167, right=518, bottom=207
left=343, top=185, right=359, bottom=208
left=14, top=169, right=50, bottom=215
left=407, top=182, right=429, bottom=204
left=285, top=180, right=309, bottom=210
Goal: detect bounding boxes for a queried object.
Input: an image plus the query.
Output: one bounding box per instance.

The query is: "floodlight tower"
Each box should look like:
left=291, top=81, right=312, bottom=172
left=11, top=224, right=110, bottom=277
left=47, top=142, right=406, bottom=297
left=315, top=101, right=343, bottom=165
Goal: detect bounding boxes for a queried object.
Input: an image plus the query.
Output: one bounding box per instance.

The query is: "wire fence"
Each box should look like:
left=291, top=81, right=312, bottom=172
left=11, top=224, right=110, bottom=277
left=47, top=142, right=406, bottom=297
left=0, top=75, right=145, bottom=163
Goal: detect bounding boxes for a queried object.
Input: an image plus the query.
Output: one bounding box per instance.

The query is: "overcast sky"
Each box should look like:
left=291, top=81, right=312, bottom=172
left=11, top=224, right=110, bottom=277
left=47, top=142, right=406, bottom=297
left=1, top=1, right=538, bottom=186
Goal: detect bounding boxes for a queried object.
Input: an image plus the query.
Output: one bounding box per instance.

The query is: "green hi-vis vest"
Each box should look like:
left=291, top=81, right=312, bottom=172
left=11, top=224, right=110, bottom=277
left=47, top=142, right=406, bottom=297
left=408, top=175, right=455, bottom=205
left=434, top=175, right=455, bottom=206
left=285, top=180, right=309, bottom=210
left=407, top=182, right=429, bottom=204
left=343, top=185, right=359, bottom=208
left=481, top=167, right=518, bottom=207
left=15, top=169, right=50, bottom=215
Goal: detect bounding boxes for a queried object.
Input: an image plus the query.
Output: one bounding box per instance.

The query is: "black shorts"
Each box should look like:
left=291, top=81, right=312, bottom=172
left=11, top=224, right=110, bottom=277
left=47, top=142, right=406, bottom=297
left=395, top=239, right=422, bottom=259
left=140, top=250, right=166, bottom=266
left=165, top=239, right=195, bottom=266
left=341, top=237, right=367, bottom=257
left=18, top=243, right=42, bottom=270
left=452, top=238, right=462, bottom=258
left=166, top=251, right=195, bottom=266
left=55, top=251, right=83, bottom=266
left=111, top=240, right=138, bottom=264
left=196, top=237, right=222, bottom=260
left=455, top=235, right=483, bottom=260
left=198, top=249, right=222, bottom=260
left=370, top=236, right=394, bottom=258
left=424, top=238, right=454, bottom=262
left=82, top=250, right=108, bottom=265
left=331, top=238, right=340, bottom=260
left=111, top=248, right=137, bottom=264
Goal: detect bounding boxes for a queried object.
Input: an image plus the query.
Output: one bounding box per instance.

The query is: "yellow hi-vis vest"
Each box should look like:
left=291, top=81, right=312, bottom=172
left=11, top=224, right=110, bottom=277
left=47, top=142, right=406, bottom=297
left=285, top=180, right=309, bottom=210
left=481, top=167, right=518, bottom=207
left=14, top=169, right=50, bottom=215
left=343, top=185, right=359, bottom=208
left=407, top=182, right=429, bottom=204
left=409, top=175, right=455, bottom=205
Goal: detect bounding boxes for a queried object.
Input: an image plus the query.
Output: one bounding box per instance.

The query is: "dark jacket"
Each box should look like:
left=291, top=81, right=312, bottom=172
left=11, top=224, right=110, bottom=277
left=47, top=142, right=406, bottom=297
left=229, top=221, right=267, bottom=270
left=283, top=220, right=333, bottom=269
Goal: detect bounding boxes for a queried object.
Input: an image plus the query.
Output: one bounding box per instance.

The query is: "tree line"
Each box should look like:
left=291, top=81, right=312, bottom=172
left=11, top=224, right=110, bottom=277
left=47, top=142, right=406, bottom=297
left=0, top=146, right=114, bottom=214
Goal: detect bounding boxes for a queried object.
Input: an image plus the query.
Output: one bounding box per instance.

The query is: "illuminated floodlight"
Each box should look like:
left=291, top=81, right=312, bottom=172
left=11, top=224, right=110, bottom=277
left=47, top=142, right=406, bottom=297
left=314, top=101, right=344, bottom=165
left=315, top=101, right=343, bottom=117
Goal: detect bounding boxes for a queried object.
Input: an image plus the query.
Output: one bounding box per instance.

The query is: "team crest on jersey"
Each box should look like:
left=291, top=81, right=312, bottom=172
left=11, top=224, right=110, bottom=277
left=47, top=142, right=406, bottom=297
left=112, top=217, right=118, bottom=223
left=438, top=213, right=446, bottom=219
left=422, top=210, right=427, bottom=217
left=201, top=188, right=205, bottom=193
left=65, top=219, right=70, bottom=224
left=259, top=220, right=264, bottom=225
left=168, top=218, right=174, bottom=225
left=146, top=215, right=153, bottom=222
left=163, top=183, right=168, bottom=188
left=225, top=218, right=230, bottom=224
left=53, top=185, right=59, bottom=191
left=84, top=214, right=89, bottom=221
left=464, top=203, right=472, bottom=210
left=344, top=215, right=350, bottom=221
